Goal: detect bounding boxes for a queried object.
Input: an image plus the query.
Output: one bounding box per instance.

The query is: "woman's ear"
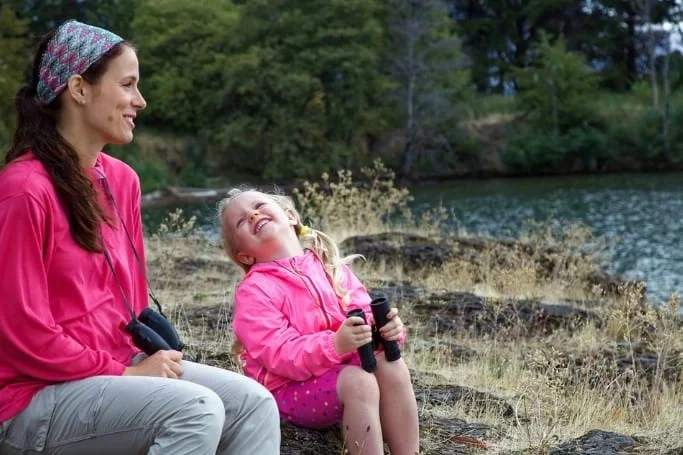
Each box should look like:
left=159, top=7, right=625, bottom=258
left=65, top=74, right=88, bottom=105
left=236, top=252, right=255, bottom=266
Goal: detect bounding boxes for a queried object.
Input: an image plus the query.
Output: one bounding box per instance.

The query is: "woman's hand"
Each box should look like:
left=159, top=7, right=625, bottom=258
left=123, top=350, right=184, bottom=379
left=379, top=308, right=404, bottom=341
left=333, top=316, right=373, bottom=355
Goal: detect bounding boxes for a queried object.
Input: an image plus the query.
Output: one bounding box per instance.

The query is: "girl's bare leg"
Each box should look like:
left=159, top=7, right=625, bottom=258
left=375, top=353, right=420, bottom=455
left=337, top=366, right=384, bottom=455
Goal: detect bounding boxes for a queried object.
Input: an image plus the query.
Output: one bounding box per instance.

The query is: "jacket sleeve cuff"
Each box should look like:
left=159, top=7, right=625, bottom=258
left=322, top=331, right=343, bottom=363
left=398, top=325, right=408, bottom=345
left=107, top=360, right=128, bottom=376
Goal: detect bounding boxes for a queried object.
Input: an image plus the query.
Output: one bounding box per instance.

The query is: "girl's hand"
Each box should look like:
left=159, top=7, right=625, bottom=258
left=123, top=350, right=184, bottom=379
left=379, top=308, right=404, bottom=341
left=334, top=316, right=373, bottom=355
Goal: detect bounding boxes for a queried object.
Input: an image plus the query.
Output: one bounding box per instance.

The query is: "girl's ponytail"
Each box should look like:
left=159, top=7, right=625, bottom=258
left=296, top=224, right=363, bottom=303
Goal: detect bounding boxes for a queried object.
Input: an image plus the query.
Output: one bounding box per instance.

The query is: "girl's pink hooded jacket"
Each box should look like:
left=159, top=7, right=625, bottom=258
left=233, top=250, right=404, bottom=392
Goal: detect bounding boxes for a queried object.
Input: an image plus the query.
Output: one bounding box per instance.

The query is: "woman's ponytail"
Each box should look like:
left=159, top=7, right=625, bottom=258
left=5, top=30, right=120, bottom=253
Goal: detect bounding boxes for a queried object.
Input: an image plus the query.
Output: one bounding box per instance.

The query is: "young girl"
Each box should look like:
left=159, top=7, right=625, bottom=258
left=219, top=189, right=420, bottom=455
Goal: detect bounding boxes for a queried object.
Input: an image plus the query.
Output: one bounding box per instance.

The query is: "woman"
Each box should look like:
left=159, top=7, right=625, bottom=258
left=0, top=20, right=280, bottom=455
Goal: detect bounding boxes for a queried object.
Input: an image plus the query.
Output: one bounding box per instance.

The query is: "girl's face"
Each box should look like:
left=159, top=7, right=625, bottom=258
left=222, top=191, right=298, bottom=266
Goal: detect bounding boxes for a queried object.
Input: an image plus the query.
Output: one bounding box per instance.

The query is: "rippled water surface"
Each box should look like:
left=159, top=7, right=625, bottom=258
left=143, top=172, right=683, bottom=302
left=410, top=173, right=683, bottom=302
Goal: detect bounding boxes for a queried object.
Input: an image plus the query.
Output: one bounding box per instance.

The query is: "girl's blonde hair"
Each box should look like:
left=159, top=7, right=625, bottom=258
left=218, top=187, right=362, bottom=298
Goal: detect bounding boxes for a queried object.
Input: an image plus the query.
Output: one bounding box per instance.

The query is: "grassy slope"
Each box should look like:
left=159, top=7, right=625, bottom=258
left=144, top=171, right=683, bottom=453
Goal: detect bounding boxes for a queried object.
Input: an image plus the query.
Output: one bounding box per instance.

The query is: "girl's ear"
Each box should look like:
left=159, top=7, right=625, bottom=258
left=285, top=209, right=298, bottom=226
left=236, top=252, right=255, bottom=266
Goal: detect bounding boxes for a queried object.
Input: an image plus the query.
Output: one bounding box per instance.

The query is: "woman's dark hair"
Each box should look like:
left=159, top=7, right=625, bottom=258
left=6, top=31, right=129, bottom=253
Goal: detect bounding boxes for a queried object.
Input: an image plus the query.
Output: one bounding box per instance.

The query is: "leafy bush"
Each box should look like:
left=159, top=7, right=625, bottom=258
left=292, top=159, right=412, bottom=237
left=514, top=32, right=599, bottom=133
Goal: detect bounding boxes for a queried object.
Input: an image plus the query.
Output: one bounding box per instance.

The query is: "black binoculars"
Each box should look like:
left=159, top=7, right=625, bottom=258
left=125, top=307, right=185, bottom=356
left=347, top=296, right=401, bottom=373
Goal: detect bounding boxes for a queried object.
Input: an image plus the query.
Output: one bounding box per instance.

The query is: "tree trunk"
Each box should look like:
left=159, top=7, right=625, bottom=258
left=550, top=78, right=558, bottom=135
left=662, top=36, right=671, bottom=160
left=402, top=72, right=417, bottom=178
left=636, top=0, right=659, bottom=107
left=402, top=14, right=418, bottom=179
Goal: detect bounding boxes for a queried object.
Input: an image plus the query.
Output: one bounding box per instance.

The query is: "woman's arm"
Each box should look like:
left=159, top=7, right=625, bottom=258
left=0, top=194, right=126, bottom=381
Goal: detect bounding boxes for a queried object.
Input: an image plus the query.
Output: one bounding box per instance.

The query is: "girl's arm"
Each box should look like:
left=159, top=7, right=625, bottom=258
left=0, top=194, right=127, bottom=381
left=233, top=282, right=347, bottom=382
left=343, top=265, right=407, bottom=345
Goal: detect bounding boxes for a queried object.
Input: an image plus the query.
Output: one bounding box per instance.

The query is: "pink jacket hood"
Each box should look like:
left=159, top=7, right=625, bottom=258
left=233, top=250, right=376, bottom=392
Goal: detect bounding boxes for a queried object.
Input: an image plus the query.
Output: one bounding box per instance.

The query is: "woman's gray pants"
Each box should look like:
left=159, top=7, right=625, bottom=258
left=0, top=360, right=280, bottom=454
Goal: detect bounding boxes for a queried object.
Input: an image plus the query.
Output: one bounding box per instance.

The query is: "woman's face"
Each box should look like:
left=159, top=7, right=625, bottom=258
left=83, top=45, right=146, bottom=145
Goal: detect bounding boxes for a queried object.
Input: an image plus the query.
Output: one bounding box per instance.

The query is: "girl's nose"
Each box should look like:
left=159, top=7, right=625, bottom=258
left=248, top=211, right=260, bottom=222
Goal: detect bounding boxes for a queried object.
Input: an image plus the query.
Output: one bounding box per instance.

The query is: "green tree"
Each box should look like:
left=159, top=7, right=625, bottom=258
left=131, top=0, right=239, bottom=133
left=449, top=0, right=581, bottom=92
left=514, top=32, right=597, bottom=133
left=215, top=0, right=391, bottom=180
left=0, top=5, right=29, bottom=153
left=386, top=0, right=473, bottom=177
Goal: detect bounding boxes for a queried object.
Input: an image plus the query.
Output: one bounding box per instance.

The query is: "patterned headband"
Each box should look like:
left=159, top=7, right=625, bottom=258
left=37, top=20, right=123, bottom=104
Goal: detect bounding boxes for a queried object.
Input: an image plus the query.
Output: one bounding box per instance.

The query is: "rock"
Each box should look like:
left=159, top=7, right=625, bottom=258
left=424, top=417, right=500, bottom=454
left=549, top=430, right=639, bottom=454
left=409, top=339, right=478, bottom=364
left=415, top=384, right=514, bottom=418
left=280, top=423, right=344, bottom=455
left=585, top=341, right=681, bottom=386
left=367, top=282, right=427, bottom=308
left=587, top=270, right=647, bottom=302
left=340, top=232, right=452, bottom=269
left=413, top=291, right=601, bottom=337
left=342, top=232, right=644, bottom=300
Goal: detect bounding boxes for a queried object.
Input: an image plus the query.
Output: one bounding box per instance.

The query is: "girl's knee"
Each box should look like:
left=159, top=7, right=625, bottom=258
left=377, top=358, right=412, bottom=390
left=338, top=367, right=379, bottom=403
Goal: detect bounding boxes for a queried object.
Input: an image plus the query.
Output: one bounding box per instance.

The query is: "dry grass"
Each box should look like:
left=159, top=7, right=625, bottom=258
left=146, top=166, right=683, bottom=454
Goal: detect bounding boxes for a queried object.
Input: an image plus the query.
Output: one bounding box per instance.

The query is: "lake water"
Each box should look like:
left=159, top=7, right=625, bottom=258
left=143, top=172, right=683, bottom=303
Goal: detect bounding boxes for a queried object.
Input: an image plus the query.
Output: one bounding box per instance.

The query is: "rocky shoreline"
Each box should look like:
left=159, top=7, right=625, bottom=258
left=149, top=232, right=683, bottom=454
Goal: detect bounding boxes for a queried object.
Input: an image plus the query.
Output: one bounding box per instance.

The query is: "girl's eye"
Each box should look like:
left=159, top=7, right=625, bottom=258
left=236, top=219, right=244, bottom=229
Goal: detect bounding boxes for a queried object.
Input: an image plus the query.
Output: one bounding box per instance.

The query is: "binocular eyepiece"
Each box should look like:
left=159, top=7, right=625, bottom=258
left=125, top=308, right=185, bottom=356
left=346, top=296, right=402, bottom=373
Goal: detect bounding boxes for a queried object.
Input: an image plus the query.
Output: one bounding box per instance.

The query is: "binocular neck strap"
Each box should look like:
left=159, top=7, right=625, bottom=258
left=98, top=173, right=166, bottom=317
left=102, top=247, right=138, bottom=321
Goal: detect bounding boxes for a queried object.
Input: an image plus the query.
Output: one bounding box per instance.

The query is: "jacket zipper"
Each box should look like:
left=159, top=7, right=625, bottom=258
left=280, top=261, right=333, bottom=330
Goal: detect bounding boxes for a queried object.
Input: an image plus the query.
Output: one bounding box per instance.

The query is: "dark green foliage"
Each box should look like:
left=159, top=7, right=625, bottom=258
left=213, top=0, right=391, bottom=180
left=514, top=33, right=599, bottom=133
left=0, top=5, right=29, bottom=156
left=132, top=0, right=238, bottom=133
left=2, top=1, right=682, bottom=186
